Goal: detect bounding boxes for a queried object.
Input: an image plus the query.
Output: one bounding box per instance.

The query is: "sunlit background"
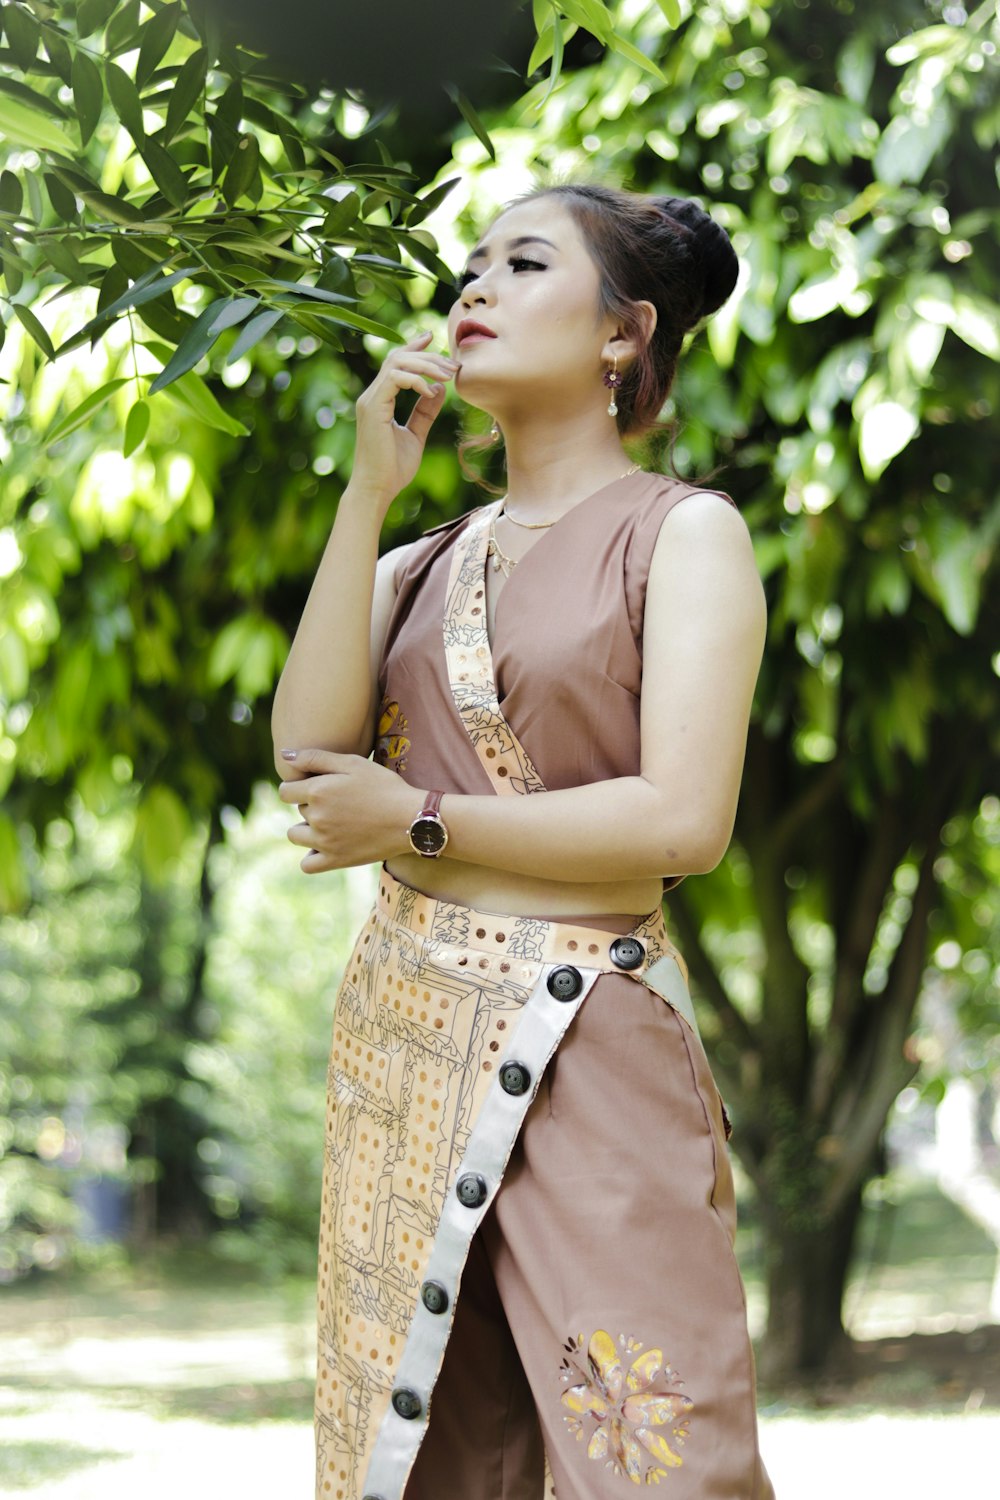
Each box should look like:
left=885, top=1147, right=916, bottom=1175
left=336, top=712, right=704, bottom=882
left=2, top=0, right=999, bottom=1495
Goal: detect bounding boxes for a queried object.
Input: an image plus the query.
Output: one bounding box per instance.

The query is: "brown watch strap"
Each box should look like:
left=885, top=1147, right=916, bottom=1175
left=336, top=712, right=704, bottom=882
left=420, top=791, right=444, bottom=819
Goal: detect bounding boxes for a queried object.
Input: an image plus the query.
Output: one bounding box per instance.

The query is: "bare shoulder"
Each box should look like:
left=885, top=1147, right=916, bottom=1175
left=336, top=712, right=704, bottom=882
left=647, top=489, right=766, bottom=636
left=656, top=488, right=753, bottom=548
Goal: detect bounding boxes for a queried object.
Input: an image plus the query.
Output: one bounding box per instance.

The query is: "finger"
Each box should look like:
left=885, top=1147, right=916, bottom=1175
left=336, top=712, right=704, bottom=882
left=279, top=747, right=353, bottom=777
left=301, top=849, right=339, bottom=874
left=405, top=384, right=447, bottom=442
left=287, top=822, right=317, bottom=847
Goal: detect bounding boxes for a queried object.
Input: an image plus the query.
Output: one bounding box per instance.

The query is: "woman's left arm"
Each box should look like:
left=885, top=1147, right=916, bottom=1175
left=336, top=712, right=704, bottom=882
left=281, top=493, right=767, bottom=879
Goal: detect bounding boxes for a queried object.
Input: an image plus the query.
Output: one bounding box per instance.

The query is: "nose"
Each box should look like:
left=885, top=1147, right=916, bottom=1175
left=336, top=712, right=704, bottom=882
left=460, top=267, right=495, bottom=309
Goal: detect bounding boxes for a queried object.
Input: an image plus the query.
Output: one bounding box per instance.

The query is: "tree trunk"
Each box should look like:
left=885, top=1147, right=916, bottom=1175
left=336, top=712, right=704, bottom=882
left=757, top=1181, right=866, bottom=1386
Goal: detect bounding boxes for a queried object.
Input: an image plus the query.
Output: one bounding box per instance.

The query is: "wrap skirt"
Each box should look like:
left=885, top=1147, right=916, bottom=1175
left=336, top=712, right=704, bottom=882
left=315, top=870, right=773, bottom=1500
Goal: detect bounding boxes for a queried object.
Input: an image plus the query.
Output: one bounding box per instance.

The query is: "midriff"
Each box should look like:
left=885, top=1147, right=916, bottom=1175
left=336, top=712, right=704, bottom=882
left=383, top=851, right=663, bottom=929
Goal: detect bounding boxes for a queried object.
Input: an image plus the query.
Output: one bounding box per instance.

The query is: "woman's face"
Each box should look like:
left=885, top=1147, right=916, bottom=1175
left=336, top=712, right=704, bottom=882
left=447, top=197, right=617, bottom=421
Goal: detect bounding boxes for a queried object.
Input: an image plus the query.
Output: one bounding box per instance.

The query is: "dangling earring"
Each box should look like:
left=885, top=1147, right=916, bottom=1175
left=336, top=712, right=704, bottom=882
left=489, top=420, right=501, bottom=443
left=602, top=353, right=624, bottom=417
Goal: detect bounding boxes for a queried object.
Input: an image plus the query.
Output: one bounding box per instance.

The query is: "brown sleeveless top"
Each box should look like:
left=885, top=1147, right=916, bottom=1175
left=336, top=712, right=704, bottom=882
left=374, top=471, right=734, bottom=881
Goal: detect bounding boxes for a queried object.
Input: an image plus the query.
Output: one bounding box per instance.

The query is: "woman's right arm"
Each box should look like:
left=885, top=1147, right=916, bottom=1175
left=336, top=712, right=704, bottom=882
left=270, top=332, right=459, bottom=778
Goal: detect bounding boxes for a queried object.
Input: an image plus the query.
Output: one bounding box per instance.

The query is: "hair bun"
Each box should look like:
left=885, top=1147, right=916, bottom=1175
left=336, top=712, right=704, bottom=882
left=654, top=196, right=739, bottom=322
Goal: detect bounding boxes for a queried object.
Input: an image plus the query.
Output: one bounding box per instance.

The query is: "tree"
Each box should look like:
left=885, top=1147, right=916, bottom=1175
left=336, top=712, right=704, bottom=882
left=440, top=0, right=996, bottom=1380
left=2, top=0, right=998, bottom=1380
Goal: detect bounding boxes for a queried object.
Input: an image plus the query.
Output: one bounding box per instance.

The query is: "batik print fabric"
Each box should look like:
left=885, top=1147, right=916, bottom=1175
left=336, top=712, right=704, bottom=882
left=441, top=499, right=546, bottom=797
left=314, top=872, right=681, bottom=1500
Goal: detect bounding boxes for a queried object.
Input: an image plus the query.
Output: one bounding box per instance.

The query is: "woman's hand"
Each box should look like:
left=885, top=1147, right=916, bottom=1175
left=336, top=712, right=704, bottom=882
left=278, top=749, right=425, bottom=873
left=350, top=331, right=460, bottom=508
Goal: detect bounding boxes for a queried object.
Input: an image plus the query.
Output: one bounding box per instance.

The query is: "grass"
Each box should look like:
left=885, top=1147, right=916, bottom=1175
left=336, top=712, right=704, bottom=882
left=0, top=1175, right=996, bottom=1497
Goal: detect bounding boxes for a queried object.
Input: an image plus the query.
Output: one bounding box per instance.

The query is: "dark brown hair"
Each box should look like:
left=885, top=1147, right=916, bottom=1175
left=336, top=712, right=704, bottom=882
left=457, top=181, right=739, bottom=483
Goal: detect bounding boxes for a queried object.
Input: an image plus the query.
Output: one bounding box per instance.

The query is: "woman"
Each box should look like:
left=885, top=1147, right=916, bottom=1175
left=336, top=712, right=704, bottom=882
left=272, top=183, right=773, bottom=1500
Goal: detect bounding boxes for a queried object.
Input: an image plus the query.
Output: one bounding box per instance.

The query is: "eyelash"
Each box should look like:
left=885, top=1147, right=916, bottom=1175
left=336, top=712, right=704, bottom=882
left=454, top=256, right=546, bottom=292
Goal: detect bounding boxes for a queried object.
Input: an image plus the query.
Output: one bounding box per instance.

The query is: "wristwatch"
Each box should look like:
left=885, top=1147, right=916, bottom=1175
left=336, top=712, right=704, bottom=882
left=407, top=791, right=449, bottom=858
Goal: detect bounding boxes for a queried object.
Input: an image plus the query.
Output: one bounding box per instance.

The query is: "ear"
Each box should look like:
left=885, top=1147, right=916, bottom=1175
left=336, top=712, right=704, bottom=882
left=602, top=300, right=657, bottom=366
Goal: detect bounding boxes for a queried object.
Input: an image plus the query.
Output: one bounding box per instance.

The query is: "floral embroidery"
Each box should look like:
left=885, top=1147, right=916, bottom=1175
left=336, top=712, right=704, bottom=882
left=375, top=698, right=410, bottom=773
left=560, top=1330, right=693, bottom=1486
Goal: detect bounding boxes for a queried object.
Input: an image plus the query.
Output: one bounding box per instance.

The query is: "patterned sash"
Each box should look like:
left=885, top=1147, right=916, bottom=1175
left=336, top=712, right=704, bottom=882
left=442, top=501, right=546, bottom=797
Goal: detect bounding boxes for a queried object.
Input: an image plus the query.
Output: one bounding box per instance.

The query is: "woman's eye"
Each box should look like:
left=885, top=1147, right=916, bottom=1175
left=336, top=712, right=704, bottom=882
left=454, top=257, right=546, bottom=292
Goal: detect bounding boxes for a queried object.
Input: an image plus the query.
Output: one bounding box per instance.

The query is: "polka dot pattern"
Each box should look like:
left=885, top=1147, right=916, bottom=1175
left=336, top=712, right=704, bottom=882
left=314, top=870, right=678, bottom=1499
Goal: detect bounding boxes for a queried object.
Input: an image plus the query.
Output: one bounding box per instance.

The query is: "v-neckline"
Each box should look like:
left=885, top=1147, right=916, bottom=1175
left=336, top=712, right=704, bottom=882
left=486, top=468, right=644, bottom=655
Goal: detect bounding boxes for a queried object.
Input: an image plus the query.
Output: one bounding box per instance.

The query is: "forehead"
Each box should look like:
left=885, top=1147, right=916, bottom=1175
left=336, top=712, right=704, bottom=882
left=467, top=197, right=581, bottom=262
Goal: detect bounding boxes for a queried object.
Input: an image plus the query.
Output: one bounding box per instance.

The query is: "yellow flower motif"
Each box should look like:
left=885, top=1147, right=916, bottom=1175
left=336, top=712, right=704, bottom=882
left=560, top=1330, right=693, bottom=1486
left=375, top=699, right=410, bottom=771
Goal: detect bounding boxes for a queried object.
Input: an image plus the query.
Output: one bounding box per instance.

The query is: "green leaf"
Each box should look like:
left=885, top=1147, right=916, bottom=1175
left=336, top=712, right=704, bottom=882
left=37, top=234, right=90, bottom=284
left=160, top=367, right=250, bottom=436
left=276, top=301, right=402, bottom=342
left=135, top=1, right=182, bottom=89
left=123, top=398, right=150, bottom=456
left=12, top=302, right=55, bottom=359
left=0, top=74, right=71, bottom=120
left=224, top=306, right=283, bottom=364
left=132, top=783, right=190, bottom=877
left=2, top=3, right=40, bottom=71
left=77, top=0, right=120, bottom=37
left=147, top=295, right=260, bottom=394
left=52, top=169, right=144, bottom=224
left=607, top=29, right=666, bottom=83
left=528, top=4, right=560, bottom=75
left=0, top=812, right=28, bottom=913
left=912, top=284, right=1000, bottom=362
left=557, top=0, right=612, bottom=42
left=223, top=133, right=261, bottom=207
left=105, top=0, right=142, bottom=54
left=857, top=399, right=919, bottom=480
left=63, top=264, right=197, bottom=350
left=0, top=168, right=22, bottom=214
left=139, top=137, right=190, bottom=209
left=71, top=49, right=104, bottom=147
left=43, top=26, right=74, bottom=84
left=255, top=276, right=355, bottom=306
left=0, top=93, right=78, bottom=154
left=874, top=107, right=951, bottom=186
left=444, top=85, right=495, bottom=161
left=655, top=0, right=682, bottom=26
left=321, top=189, right=361, bottom=237
left=404, top=176, right=460, bottom=228
left=44, top=377, right=130, bottom=446
left=396, top=230, right=455, bottom=284
left=164, top=46, right=207, bottom=144
left=44, top=170, right=78, bottom=221
left=207, top=613, right=288, bottom=698
left=105, top=60, right=145, bottom=143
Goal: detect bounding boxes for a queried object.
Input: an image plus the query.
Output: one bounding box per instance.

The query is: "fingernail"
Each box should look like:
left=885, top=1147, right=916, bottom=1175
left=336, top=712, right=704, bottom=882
left=281, top=748, right=297, bottom=760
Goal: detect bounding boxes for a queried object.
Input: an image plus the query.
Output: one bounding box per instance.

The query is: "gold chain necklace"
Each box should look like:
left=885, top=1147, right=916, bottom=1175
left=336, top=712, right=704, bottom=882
left=487, top=464, right=642, bottom=575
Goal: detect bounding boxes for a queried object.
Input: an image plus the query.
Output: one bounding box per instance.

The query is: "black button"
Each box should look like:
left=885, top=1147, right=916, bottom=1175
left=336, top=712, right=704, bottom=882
left=499, top=1061, right=531, bottom=1096
left=456, top=1172, right=488, bottom=1208
left=421, top=1280, right=449, bottom=1314
left=547, top=965, right=583, bottom=1001
left=609, top=936, right=645, bottom=971
left=362, top=1495, right=386, bottom=1500
left=392, top=1387, right=422, bottom=1420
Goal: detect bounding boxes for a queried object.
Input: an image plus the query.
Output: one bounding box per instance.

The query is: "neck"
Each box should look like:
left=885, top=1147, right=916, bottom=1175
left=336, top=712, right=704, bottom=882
left=493, top=403, right=636, bottom=519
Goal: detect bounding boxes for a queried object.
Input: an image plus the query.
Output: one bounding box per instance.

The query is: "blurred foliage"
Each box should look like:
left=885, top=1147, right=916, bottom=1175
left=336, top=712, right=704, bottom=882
left=1, top=0, right=998, bottom=1380
left=0, top=787, right=372, bottom=1280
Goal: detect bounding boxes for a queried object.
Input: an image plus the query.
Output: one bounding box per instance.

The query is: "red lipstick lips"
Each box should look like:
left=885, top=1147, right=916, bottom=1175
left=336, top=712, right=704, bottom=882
left=456, top=319, right=497, bottom=347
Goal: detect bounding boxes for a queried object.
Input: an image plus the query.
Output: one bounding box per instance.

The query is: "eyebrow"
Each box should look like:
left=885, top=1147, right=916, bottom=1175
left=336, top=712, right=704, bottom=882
left=466, top=235, right=557, bottom=264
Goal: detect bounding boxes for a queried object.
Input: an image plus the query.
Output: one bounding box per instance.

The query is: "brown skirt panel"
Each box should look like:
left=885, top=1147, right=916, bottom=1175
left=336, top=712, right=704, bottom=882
left=314, top=871, right=769, bottom=1500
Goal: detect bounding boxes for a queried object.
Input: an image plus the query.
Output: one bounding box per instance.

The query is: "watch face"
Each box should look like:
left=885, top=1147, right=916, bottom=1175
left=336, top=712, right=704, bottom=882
left=410, top=816, right=447, bottom=856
